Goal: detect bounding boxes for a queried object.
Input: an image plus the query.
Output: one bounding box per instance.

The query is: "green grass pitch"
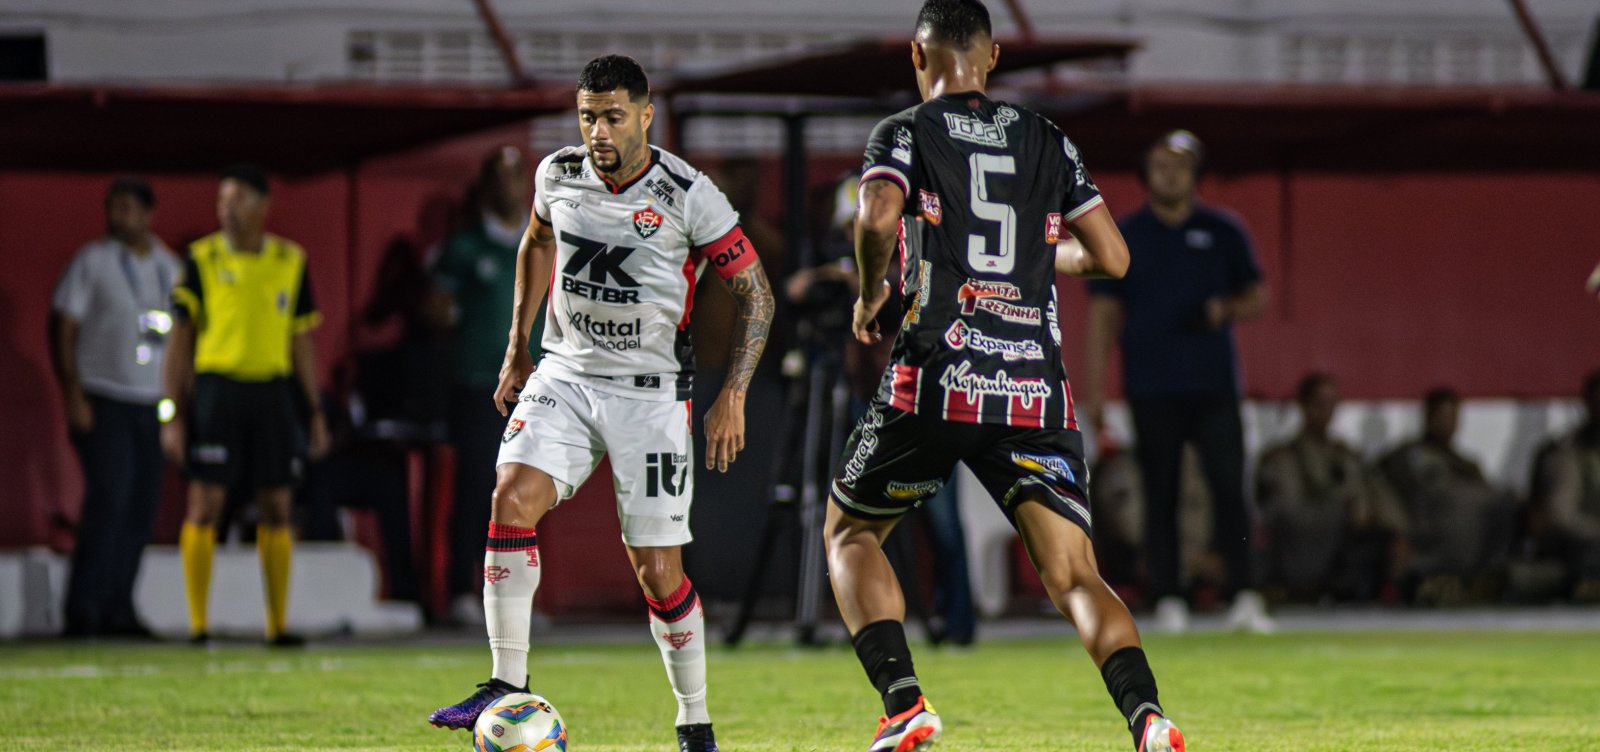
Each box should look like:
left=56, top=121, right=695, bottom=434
left=2, top=631, right=1596, bottom=750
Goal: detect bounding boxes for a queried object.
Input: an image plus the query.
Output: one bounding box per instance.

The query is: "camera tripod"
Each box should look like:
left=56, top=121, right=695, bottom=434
left=724, top=333, right=931, bottom=646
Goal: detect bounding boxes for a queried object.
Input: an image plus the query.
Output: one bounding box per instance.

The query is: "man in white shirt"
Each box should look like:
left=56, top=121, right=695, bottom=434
left=49, top=177, right=181, bottom=638
left=427, top=55, right=774, bottom=752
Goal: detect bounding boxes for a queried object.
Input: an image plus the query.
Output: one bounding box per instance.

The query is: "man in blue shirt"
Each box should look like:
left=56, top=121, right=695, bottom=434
left=1083, top=130, right=1272, bottom=632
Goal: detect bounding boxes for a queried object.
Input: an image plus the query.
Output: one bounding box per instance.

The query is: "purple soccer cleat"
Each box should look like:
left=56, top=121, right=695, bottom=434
left=428, top=678, right=526, bottom=730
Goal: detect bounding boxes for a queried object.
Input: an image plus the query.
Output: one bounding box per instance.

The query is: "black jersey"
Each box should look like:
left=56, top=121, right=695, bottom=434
left=860, top=91, right=1104, bottom=428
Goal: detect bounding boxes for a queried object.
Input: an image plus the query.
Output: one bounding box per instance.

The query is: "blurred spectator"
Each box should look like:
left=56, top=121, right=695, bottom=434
left=1377, top=388, right=1516, bottom=602
left=1531, top=370, right=1600, bottom=598
left=48, top=177, right=181, bottom=638
left=1082, top=130, right=1272, bottom=632
left=299, top=236, right=451, bottom=606
left=1256, top=373, right=1405, bottom=601
left=163, top=164, right=327, bottom=645
left=431, top=147, right=543, bottom=625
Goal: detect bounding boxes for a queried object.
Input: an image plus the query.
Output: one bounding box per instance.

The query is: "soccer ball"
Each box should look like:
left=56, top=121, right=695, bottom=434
left=473, top=693, right=568, bottom=752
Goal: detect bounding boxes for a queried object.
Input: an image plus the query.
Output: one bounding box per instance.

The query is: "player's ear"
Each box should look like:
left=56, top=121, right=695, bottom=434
left=988, top=42, right=1000, bottom=72
left=641, top=101, right=655, bottom=131
left=911, top=40, right=927, bottom=71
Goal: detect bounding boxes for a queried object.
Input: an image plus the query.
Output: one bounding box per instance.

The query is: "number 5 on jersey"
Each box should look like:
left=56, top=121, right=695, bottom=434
left=967, top=153, right=1017, bottom=274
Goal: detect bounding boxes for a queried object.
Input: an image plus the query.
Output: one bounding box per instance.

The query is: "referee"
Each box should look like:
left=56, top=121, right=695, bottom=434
left=161, top=164, right=328, bottom=645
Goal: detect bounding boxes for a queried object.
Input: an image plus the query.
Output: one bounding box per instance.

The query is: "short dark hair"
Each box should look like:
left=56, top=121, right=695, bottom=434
left=220, top=163, right=271, bottom=197
left=1424, top=386, right=1460, bottom=415
left=1143, top=129, right=1206, bottom=181
left=577, top=55, right=650, bottom=103
left=1296, top=371, right=1335, bottom=404
left=105, top=176, right=154, bottom=209
left=916, top=0, right=993, bottom=49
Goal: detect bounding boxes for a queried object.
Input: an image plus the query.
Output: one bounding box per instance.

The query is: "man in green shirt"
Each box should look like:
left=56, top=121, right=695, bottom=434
left=433, top=147, right=546, bottom=622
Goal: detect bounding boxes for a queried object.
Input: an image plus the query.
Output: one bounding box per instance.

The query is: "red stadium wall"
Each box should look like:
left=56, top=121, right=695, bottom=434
left=3, top=135, right=1597, bottom=612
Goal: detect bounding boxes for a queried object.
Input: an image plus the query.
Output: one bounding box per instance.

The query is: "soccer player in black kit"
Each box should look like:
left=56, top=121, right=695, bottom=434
left=825, top=2, right=1185, bottom=751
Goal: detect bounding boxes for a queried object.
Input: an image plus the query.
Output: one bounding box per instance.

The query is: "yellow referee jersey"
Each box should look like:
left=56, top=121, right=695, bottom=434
left=171, top=232, right=320, bottom=381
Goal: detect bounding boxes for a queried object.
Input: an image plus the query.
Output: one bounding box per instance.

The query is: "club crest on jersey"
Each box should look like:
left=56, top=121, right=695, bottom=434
left=1046, top=212, right=1063, bottom=244
left=502, top=418, right=524, bottom=443
left=918, top=190, right=942, bottom=225
left=633, top=207, right=663, bottom=239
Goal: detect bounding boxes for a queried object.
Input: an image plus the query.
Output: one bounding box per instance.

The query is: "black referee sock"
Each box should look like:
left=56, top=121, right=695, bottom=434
left=851, top=619, right=922, bottom=718
left=1100, top=646, right=1163, bottom=747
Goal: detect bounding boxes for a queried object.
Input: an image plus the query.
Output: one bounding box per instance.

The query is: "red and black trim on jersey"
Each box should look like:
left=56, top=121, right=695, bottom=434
left=888, top=363, right=1077, bottom=429
left=860, top=93, right=1102, bottom=431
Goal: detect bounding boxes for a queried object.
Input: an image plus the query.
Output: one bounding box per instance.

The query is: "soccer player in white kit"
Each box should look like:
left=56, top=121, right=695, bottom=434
left=428, top=56, right=775, bottom=752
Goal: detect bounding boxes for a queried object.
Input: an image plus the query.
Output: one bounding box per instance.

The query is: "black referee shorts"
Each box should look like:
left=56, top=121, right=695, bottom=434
left=830, top=399, right=1093, bottom=535
left=187, top=374, right=306, bottom=489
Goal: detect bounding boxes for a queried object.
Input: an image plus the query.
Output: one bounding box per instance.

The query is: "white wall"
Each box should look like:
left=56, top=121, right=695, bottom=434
left=4, top=0, right=1594, bottom=86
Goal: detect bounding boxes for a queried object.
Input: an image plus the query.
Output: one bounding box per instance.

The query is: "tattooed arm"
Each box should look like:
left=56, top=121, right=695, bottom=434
left=704, top=257, right=775, bottom=473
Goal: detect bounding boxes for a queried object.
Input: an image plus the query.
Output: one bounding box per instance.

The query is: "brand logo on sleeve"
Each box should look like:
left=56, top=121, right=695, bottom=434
left=891, top=127, right=913, bottom=165
left=1046, top=212, right=1063, bottom=244
left=918, top=190, right=942, bottom=225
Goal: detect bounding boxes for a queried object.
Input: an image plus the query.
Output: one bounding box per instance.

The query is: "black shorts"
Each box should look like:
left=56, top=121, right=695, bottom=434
left=187, top=374, right=306, bottom=488
left=831, top=400, right=1093, bottom=534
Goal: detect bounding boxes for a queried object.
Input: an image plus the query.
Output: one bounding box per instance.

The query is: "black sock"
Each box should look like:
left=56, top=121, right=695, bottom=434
left=851, top=620, right=921, bottom=717
left=1100, top=646, right=1162, bottom=747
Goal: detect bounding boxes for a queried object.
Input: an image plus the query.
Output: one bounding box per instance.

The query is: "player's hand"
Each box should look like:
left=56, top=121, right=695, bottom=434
left=494, top=347, right=536, bottom=417
left=160, top=418, right=186, bottom=466
left=852, top=281, right=892, bottom=345
left=703, top=389, right=746, bottom=473
left=1204, top=296, right=1230, bottom=330
left=1081, top=397, right=1105, bottom=435
left=65, top=391, right=93, bottom=434
left=307, top=411, right=331, bottom=461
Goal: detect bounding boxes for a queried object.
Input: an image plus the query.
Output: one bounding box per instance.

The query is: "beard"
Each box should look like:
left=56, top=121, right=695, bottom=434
left=591, top=144, right=624, bottom=173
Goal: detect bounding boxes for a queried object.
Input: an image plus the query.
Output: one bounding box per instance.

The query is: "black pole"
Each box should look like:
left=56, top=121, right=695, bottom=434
left=783, top=114, right=811, bottom=268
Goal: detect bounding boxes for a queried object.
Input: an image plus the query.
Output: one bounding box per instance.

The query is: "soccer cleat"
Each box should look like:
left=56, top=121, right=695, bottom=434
left=1137, top=714, right=1186, bottom=752
left=429, top=678, right=527, bottom=730
left=869, top=696, right=941, bottom=752
left=676, top=722, right=719, bottom=752
left=266, top=632, right=306, bottom=648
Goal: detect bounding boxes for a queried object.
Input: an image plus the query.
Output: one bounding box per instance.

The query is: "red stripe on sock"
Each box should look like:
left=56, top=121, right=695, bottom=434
left=644, top=576, right=694, bottom=613
left=488, top=521, right=536, bottom=539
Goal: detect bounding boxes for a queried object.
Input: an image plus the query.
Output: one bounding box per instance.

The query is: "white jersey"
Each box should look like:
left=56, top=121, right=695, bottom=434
left=533, top=145, right=754, bottom=401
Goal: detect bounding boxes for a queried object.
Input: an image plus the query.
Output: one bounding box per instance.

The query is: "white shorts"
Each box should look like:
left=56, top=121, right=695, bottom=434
left=496, top=371, right=695, bottom=547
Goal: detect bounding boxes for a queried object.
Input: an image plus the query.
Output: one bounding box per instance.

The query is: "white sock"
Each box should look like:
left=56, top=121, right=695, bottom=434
left=646, top=576, right=709, bottom=726
left=484, top=521, right=540, bottom=688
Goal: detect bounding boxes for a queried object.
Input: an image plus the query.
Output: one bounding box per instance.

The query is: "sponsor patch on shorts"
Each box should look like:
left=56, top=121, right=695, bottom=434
left=1010, top=451, right=1075, bottom=485
left=885, top=478, right=945, bottom=503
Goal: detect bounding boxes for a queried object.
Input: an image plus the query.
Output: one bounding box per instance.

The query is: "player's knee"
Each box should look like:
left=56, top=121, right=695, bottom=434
left=631, top=553, right=683, bottom=598
left=491, top=471, right=553, bottom=526
left=1035, top=557, right=1081, bottom=601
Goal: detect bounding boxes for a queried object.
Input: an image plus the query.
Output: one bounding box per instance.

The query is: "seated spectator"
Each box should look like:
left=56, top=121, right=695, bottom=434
left=1532, top=370, right=1600, bottom=599
left=1378, top=387, right=1516, bottom=600
left=1256, top=373, right=1404, bottom=601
